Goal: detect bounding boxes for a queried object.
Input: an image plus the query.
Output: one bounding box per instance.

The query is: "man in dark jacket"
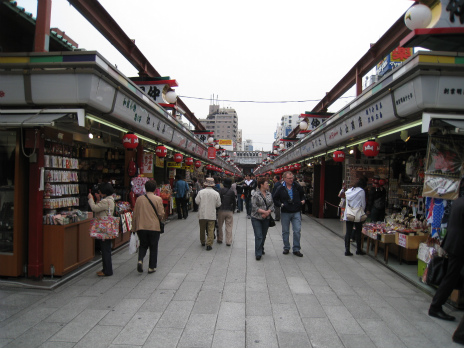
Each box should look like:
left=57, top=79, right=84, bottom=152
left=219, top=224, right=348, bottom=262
left=243, top=174, right=257, bottom=218
left=429, top=181, right=464, bottom=321
left=272, top=175, right=282, bottom=221
left=273, top=171, right=305, bottom=257
left=236, top=177, right=244, bottom=213
left=218, top=178, right=236, bottom=246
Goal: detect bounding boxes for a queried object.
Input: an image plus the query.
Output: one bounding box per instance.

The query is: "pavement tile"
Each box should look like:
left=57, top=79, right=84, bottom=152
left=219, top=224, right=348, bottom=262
left=276, top=331, right=312, bottom=348
left=139, top=289, right=176, bottom=313
left=302, top=317, right=344, bottom=348
left=45, top=296, right=96, bottom=324
left=212, top=330, right=245, bottom=348
left=143, top=327, right=183, bottom=348
left=99, top=298, right=146, bottom=326
left=112, top=311, right=161, bottom=346
left=293, top=294, right=326, bottom=318
left=73, top=325, right=121, bottom=348
left=339, top=334, right=376, bottom=348
left=357, top=319, right=407, bottom=348
left=191, top=290, right=222, bottom=315
left=245, top=316, right=278, bottom=348
left=246, top=290, right=272, bottom=317
left=1, top=322, right=62, bottom=348
left=155, top=300, right=195, bottom=328
left=50, top=309, right=109, bottom=343
left=217, top=302, right=245, bottom=331
left=272, top=303, right=306, bottom=333
left=323, top=305, right=364, bottom=336
left=0, top=307, right=56, bottom=339
left=172, top=281, right=203, bottom=301
left=222, top=282, right=245, bottom=303
left=177, top=313, right=217, bottom=347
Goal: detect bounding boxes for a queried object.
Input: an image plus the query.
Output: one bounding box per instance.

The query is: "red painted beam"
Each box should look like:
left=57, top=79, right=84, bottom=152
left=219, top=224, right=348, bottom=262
left=287, top=15, right=410, bottom=140
left=68, top=0, right=205, bottom=131
left=34, top=0, right=52, bottom=52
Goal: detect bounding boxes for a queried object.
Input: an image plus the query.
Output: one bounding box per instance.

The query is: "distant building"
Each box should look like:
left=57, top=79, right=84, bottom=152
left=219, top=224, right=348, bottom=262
left=244, top=139, right=253, bottom=151
left=198, top=104, right=238, bottom=149
left=275, top=114, right=298, bottom=141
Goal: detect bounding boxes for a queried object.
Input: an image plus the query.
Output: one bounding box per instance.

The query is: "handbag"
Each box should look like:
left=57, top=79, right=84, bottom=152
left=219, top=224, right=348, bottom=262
left=260, top=193, right=275, bottom=227
left=426, top=254, right=448, bottom=286
left=128, top=231, right=139, bottom=255
left=345, top=204, right=367, bottom=222
left=145, top=194, right=165, bottom=233
left=89, top=203, right=120, bottom=240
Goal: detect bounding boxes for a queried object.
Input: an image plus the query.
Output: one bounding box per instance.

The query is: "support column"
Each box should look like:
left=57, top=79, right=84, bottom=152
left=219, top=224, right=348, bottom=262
left=34, top=0, right=52, bottom=52
left=356, top=66, right=362, bottom=96
left=27, top=129, right=45, bottom=279
left=319, top=157, right=325, bottom=218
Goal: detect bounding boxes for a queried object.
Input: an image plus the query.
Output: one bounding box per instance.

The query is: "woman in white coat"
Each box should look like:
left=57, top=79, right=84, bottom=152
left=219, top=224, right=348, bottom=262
left=344, top=180, right=367, bottom=256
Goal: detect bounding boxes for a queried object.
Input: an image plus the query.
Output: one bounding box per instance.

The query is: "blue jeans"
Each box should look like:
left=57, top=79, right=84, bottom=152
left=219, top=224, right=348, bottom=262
left=251, top=217, right=270, bottom=257
left=281, top=212, right=301, bottom=252
left=237, top=195, right=243, bottom=212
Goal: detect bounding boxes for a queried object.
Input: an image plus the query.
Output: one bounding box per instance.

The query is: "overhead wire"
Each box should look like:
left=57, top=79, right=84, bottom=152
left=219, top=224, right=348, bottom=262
left=179, top=95, right=355, bottom=104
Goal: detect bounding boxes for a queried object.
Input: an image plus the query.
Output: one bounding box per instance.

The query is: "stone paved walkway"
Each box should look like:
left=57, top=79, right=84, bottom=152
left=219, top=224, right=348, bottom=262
left=0, top=212, right=462, bottom=348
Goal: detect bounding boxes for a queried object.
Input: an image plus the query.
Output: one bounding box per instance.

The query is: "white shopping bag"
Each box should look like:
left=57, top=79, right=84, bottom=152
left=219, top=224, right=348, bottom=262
left=129, top=232, right=139, bottom=255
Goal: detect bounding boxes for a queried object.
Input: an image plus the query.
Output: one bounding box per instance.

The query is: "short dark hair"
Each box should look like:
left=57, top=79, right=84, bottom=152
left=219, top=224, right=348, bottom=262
left=145, top=180, right=157, bottom=192
left=98, top=182, right=114, bottom=196
left=223, top=178, right=232, bottom=188
left=257, top=177, right=267, bottom=189
left=274, top=175, right=280, bottom=181
left=192, top=178, right=198, bottom=183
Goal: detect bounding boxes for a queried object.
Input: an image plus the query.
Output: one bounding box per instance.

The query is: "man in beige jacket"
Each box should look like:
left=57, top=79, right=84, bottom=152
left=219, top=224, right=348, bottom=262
left=131, top=180, right=165, bottom=273
left=195, top=177, right=221, bottom=250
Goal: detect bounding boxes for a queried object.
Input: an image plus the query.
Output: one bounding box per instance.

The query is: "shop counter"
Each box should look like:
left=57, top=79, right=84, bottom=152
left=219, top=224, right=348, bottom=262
left=43, top=219, right=94, bottom=276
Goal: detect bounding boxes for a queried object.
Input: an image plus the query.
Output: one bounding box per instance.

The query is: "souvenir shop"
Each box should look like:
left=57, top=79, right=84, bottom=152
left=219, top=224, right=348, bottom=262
left=256, top=50, right=464, bottom=306
left=0, top=51, right=236, bottom=279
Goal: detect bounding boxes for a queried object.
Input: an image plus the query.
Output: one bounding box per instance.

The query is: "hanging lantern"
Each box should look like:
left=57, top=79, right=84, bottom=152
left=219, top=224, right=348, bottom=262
left=294, top=163, right=302, bottom=170
left=289, top=164, right=295, bottom=171
left=195, top=160, right=202, bottom=168
left=185, top=157, right=194, bottom=166
left=333, top=150, right=345, bottom=162
left=363, top=141, right=380, bottom=157
left=404, top=4, right=432, bottom=30
left=206, top=164, right=212, bottom=170
left=174, top=153, right=183, bottom=163
left=122, top=132, right=139, bottom=149
left=299, top=120, right=308, bottom=130
left=283, top=166, right=289, bottom=171
left=155, top=145, right=167, bottom=158
left=279, top=143, right=285, bottom=149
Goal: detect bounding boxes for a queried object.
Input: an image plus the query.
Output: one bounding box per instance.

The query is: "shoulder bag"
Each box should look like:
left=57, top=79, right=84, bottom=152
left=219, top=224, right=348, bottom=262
left=89, top=200, right=120, bottom=239
left=260, top=193, right=275, bottom=227
left=145, top=194, right=165, bottom=233
left=345, top=204, right=367, bottom=222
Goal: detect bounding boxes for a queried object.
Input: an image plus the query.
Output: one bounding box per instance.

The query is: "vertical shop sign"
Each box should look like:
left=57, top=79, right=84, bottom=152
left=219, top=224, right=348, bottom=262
left=208, top=147, right=216, bottom=159
left=155, top=155, right=164, bottom=168
left=141, top=153, right=154, bottom=177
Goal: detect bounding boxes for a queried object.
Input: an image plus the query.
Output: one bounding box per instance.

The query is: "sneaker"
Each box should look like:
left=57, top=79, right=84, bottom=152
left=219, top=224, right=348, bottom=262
left=293, top=251, right=303, bottom=257
left=283, top=249, right=289, bottom=255
left=247, top=215, right=251, bottom=219
left=148, top=268, right=156, bottom=274
left=206, top=245, right=212, bottom=251
left=137, top=261, right=143, bottom=273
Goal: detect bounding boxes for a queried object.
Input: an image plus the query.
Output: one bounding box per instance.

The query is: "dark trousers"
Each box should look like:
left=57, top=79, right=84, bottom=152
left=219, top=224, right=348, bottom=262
left=193, top=193, right=198, bottom=212
left=245, top=195, right=252, bottom=215
left=137, top=230, right=161, bottom=269
left=431, top=254, right=464, bottom=311
left=100, top=239, right=113, bottom=276
left=251, top=217, right=270, bottom=257
left=176, top=197, right=188, bottom=219
left=345, top=221, right=362, bottom=252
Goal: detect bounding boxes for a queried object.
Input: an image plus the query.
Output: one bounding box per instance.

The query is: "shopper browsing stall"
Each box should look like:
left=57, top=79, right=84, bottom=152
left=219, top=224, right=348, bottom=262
left=343, top=180, right=367, bottom=256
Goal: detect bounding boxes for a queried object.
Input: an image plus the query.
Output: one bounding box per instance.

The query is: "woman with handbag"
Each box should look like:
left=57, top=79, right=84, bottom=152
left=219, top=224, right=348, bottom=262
left=131, top=180, right=165, bottom=274
left=251, top=177, right=275, bottom=260
left=88, top=182, right=115, bottom=277
left=343, top=179, right=367, bottom=256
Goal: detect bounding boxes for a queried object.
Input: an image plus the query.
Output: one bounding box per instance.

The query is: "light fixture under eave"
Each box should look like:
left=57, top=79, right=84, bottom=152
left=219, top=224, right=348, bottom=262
left=88, top=131, right=94, bottom=139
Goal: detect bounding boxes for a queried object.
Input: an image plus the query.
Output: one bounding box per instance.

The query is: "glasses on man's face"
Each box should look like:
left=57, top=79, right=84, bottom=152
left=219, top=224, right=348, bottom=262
left=285, top=177, right=294, bottom=180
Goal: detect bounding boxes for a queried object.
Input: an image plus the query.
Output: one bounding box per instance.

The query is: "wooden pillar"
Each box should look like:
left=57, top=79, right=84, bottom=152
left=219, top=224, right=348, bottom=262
left=26, top=129, right=45, bottom=279
left=34, top=0, right=52, bottom=52
left=356, top=66, right=362, bottom=96
left=319, top=157, right=325, bottom=218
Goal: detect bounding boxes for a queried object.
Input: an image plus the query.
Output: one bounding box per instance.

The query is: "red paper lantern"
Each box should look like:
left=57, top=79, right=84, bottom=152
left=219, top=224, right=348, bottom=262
left=195, top=160, right=202, bottom=168
left=206, top=164, right=212, bottom=170
left=294, top=163, right=302, bottom=170
left=289, top=164, right=295, bottom=171
left=363, top=141, right=380, bottom=157
left=333, top=150, right=345, bottom=162
left=122, top=133, right=138, bottom=149
left=185, top=157, right=194, bottom=166
left=155, top=145, right=167, bottom=158
left=174, top=153, right=183, bottom=163
left=283, top=166, right=289, bottom=171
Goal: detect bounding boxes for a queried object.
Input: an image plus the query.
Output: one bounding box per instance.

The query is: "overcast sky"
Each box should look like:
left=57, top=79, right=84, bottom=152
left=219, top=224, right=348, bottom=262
left=19, top=0, right=413, bottom=151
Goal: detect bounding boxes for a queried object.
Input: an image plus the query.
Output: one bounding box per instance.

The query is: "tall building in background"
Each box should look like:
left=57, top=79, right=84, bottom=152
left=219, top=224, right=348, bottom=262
left=198, top=104, right=238, bottom=149
left=244, top=139, right=253, bottom=151
left=275, top=114, right=298, bottom=141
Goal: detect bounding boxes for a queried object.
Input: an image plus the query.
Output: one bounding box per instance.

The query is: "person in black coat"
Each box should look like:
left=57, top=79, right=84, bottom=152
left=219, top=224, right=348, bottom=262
left=273, top=171, right=305, bottom=257
left=429, top=181, right=464, bottom=321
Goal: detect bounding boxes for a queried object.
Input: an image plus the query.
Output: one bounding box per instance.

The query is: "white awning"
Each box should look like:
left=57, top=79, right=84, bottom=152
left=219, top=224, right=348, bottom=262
left=422, top=112, right=464, bottom=133
left=0, top=114, right=68, bottom=127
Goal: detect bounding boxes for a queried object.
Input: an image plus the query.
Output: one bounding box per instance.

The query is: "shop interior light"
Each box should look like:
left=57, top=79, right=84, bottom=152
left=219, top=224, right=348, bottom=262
left=88, top=131, right=94, bottom=139
left=377, top=120, right=422, bottom=138
left=349, top=148, right=354, bottom=154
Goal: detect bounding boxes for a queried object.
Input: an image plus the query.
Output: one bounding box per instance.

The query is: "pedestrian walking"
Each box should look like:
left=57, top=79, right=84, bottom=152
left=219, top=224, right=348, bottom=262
left=273, top=171, right=305, bottom=257
left=195, top=177, right=221, bottom=250
left=218, top=178, right=236, bottom=246
left=251, top=177, right=275, bottom=260
left=131, top=180, right=165, bottom=274
left=174, top=175, right=189, bottom=219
